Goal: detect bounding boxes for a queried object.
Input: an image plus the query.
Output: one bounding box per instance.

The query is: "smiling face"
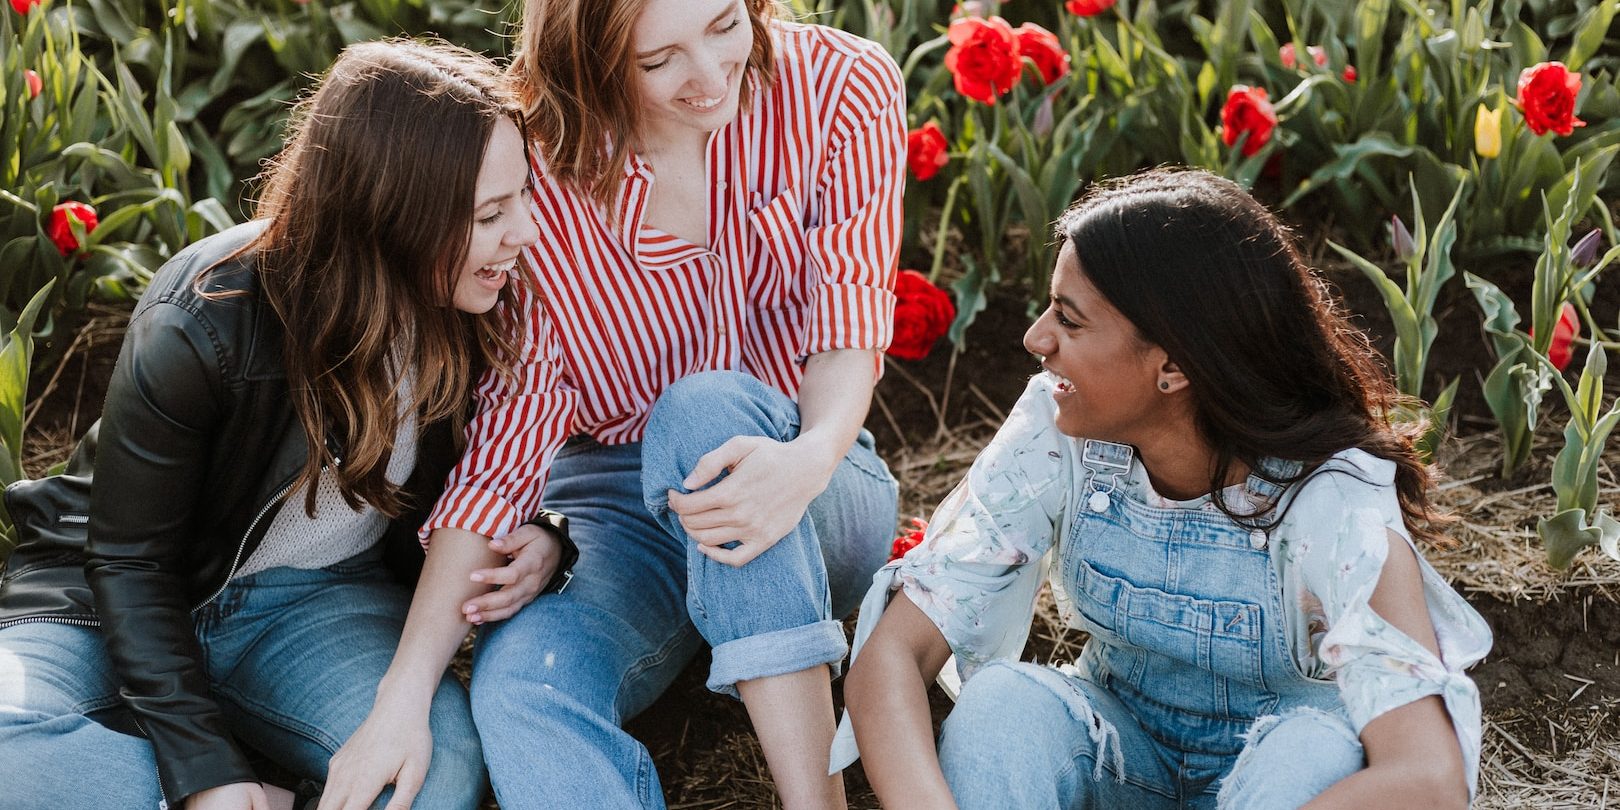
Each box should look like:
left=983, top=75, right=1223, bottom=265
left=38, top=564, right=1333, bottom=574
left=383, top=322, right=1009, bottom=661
left=452, top=117, right=539, bottom=314
left=1023, top=241, right=1176, bottom=441
left=630, top=0, right=753, bottom=144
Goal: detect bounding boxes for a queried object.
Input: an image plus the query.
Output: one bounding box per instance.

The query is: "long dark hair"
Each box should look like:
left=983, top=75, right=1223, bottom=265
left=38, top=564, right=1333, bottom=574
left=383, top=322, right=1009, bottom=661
left=1057, top=168, right=1448, bottom=544
left=203, top=38, right=529, bottom=518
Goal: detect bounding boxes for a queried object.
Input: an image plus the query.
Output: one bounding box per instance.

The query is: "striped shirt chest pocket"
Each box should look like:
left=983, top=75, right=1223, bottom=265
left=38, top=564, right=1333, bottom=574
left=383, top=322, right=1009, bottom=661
left=746, top=189, right=811, bottom=309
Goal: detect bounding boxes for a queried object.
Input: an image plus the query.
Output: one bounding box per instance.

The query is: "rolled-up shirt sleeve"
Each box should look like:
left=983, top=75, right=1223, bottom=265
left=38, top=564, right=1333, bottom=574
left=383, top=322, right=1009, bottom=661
left=889, top=380, right=1071, bottom=676
left=800, top=41, right=906, bottom=363
left=1283, top=462, right=1493, bottom=795
left=831, top=376, right=1073, bottom=770
left=420, top=282, right=579, bottom=542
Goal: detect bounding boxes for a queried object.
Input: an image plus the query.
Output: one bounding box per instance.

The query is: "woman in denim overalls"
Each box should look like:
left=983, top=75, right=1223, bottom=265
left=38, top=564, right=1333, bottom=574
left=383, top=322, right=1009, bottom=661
left=836, top=169, right=1491, bottom=809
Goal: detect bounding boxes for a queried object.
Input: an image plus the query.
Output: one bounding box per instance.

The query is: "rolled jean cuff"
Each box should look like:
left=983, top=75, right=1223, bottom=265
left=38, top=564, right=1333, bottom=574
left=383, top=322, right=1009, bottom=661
left=705, top=619, right=849, bottom=699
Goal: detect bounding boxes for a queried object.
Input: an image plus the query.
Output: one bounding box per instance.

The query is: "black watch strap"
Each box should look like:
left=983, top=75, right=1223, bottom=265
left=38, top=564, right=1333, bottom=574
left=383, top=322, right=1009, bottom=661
left=527, top=508, right=579, bottom=595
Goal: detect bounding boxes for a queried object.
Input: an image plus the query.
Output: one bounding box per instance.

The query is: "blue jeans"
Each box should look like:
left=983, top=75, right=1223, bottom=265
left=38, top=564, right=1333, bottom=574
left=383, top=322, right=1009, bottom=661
left=0, top=546, right=484, bottom=810
left=940, top=662, right=1365, bottom=810
left=938, top=452, right=1361, bottom=809
left=471, top=370, right=899, bottom=809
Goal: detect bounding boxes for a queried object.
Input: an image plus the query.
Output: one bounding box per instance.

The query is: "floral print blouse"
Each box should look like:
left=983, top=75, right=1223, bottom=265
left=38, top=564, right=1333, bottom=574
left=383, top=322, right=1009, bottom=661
left=832, top=374, right=1493, bottom=790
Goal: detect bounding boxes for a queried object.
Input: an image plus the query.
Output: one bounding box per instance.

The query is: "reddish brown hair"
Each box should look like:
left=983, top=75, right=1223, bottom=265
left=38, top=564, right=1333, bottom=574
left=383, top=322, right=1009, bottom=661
left=508, top=0, right=780, bottom=208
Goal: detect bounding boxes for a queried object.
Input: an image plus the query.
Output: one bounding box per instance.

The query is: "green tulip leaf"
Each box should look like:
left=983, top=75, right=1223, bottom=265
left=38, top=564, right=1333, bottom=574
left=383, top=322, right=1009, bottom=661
left=1598, top=513, right=1620, bottom=563
left=1540, top=508, right=1600, bottom=570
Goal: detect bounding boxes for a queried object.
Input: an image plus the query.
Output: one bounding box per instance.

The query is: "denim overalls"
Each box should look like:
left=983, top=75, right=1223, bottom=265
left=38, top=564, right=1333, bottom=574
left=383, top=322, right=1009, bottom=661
left=939, top=441, right=1368, bottom=810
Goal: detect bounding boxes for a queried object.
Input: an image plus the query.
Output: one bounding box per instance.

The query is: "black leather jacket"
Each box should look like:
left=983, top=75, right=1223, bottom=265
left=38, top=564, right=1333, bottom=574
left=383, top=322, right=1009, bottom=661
left=0, top=221, right=573, bottom=803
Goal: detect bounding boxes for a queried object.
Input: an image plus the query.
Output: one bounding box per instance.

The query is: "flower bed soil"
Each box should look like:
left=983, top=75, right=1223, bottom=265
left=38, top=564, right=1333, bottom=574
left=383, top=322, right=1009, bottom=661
left=1472, top=591, right=1620, bottom=750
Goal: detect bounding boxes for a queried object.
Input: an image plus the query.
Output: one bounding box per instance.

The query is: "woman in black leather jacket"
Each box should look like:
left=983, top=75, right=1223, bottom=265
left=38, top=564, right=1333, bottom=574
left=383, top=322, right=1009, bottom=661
left=0, top=39, right=572, bottom=810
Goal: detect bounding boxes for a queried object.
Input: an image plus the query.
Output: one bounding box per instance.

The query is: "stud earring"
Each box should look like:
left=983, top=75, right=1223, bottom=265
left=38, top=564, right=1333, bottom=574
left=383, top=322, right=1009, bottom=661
left=1158, top=381, right=1171, bottom=391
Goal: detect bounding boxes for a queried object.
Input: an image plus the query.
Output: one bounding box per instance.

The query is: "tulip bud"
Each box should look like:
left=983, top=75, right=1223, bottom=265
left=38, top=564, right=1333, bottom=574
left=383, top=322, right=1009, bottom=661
left=1571, top=229, right=1603, bottom=268
left=1032, top=95, right=1056, bottom=138
left=1390, top=215, right=1415, bottom=261
left=1474, top=104, right=1502, bottom=159
left=24, top=69, right=41, bottom=99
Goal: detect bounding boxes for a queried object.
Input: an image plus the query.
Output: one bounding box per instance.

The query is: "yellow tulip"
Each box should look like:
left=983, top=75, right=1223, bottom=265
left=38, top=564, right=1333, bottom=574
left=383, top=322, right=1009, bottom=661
left=1474, top=104, right=1502, bottom=159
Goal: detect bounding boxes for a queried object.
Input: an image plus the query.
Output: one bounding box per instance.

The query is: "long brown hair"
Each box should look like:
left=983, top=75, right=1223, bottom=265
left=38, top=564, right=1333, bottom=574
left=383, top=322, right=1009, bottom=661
left=508, top=0, right=780, bottom=209
left=207, top=38, right=528, bottom=518
left=1057, top=168, right=1451, bottom=545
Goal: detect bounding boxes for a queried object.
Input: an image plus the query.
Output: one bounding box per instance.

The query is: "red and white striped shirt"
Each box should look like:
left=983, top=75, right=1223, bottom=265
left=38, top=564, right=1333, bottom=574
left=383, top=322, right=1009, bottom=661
left=422, top=22, right=906, bottom=539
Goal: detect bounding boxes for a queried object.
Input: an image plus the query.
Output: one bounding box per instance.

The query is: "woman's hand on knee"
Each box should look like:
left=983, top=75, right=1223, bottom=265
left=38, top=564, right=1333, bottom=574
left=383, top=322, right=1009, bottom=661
left=463, top=523, right=562, bottom=623
left=318, top=708, right=432, bottom=810
left=185, top=781, right=274, bottom=810
left=667, top=436, right=828, bottom=566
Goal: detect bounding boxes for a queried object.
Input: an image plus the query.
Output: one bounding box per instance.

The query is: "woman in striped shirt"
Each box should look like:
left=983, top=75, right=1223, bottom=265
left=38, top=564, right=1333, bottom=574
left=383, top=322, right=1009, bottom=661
left=419, top=0, right=907, bottom=807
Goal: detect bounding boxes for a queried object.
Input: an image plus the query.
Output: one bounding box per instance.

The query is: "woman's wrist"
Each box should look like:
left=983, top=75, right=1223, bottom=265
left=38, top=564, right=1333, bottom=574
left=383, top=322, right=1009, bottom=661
left=788, top=429, right=849, bottom=482
left=374, top=669, right=438, bottom=710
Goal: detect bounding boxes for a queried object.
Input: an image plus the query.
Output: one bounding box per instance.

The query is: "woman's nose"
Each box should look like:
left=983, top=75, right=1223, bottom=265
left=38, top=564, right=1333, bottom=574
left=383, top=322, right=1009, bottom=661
left=688, top=48, right=730, bottom=97
left=509, top=209, right=540, bottom=248
left=1023, top=318, right=1052, bottom=357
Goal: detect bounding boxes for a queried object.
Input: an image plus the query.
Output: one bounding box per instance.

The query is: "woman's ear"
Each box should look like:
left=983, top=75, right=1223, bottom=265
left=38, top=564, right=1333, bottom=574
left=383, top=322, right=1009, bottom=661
left=1156, top=359, right=1190, bottom=394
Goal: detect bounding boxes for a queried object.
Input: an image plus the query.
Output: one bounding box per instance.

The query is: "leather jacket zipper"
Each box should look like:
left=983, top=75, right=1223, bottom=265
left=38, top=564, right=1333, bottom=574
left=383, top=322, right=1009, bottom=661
left=189, top=457, right=337, bottom=615
left=3, top=614, right=99, bottom=628
left=129, top=712, right=171, bottom=809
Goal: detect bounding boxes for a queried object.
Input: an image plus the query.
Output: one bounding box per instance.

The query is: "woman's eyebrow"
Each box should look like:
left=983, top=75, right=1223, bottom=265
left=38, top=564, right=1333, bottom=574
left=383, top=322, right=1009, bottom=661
left=1052, top=293, right=1086, bottom=321
left=634, top=5, right=737, bottom=59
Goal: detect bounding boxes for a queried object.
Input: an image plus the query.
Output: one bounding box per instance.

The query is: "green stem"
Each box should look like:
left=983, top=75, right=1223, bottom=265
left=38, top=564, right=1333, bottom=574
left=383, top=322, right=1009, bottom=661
left=929, top=176, right=964, bottom=284
left=1572, top=336, right=1620, bottom=351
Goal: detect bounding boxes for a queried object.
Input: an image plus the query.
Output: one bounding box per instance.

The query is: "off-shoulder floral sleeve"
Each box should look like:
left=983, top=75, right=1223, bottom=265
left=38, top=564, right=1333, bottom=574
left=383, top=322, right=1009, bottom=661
left=1276, top=450, right=1493, bottom=795
left=830, top=374, right=1075, bottom=771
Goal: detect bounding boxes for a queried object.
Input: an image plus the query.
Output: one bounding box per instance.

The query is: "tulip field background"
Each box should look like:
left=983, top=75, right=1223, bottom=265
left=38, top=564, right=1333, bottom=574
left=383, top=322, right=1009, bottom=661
left=4, top=0, right=1620, bottom=806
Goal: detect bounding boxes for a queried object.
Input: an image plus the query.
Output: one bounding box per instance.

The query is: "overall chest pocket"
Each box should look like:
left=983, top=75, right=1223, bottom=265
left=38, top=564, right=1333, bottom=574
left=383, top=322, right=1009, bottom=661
left=1066, top=551, right=1266, bottom=690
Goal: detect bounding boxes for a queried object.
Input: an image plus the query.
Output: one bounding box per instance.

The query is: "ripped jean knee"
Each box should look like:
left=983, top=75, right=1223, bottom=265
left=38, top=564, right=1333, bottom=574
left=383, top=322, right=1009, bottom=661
left=1216, top=705, right=1365, bottom=810
left=938, top=661, right=1170, bottom=810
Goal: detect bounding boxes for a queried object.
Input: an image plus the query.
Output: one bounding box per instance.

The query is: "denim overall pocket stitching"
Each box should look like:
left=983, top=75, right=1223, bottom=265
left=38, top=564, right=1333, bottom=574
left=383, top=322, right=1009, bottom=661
left=1067, top=557, right=1266, bottom=684
left=1059, top=489, right=1273, bottom=723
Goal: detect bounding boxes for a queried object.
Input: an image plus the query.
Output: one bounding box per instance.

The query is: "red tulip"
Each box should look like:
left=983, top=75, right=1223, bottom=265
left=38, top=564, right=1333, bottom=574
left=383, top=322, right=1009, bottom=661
left=944, top=16, right=1022, bottom=105
left=1065, top=0, right=1117, bottom=16
left=907, top=122, right=949, bottom=181
left=1517, top=62, right=1586, bottom=137
left=1547, top=303, right=1580, bottom=372
left=887, top=270, right=955, bottom=361
left=889, top=518, right=928, bottom=562
left=24, top=69, right=41, bottom=99
left=9, top=0, right=42, bottom=14
left=1220, top=86, right=1278, bottom=157
left=46, top=201, right=98, bottom=256
left=1014, top=22, right=1069, bottom=86
left=1341, top=65, right=1357, bottom=82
